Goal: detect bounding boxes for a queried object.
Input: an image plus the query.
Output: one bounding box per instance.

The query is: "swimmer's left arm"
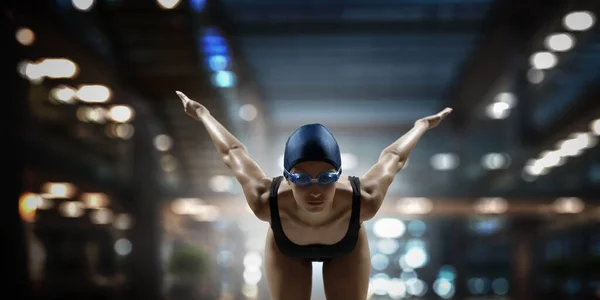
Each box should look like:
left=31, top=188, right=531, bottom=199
left=359, top=108, right=453, bottom=220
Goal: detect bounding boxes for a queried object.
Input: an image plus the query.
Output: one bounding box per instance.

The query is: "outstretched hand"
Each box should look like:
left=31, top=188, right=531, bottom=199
left=415, top=107, right=453, bottom=130
left=176, top=91, right=208, bottom=121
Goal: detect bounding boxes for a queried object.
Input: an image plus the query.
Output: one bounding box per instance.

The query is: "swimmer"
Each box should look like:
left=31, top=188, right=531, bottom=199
left=177, top=91, right=452, bottom=300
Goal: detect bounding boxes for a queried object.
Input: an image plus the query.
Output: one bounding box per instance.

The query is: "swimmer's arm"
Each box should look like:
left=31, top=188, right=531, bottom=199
left=177, top=91, right=271, bottom=221
left=359, top=108, right=453, bottom=220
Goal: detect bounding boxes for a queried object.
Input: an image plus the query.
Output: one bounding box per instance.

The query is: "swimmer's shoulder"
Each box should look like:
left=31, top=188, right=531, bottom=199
left=335, top=176, right=355, bottom=196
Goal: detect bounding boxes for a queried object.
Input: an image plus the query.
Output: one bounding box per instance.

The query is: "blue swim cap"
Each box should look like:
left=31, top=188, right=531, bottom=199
left=283, top=124, right=342, bottom=175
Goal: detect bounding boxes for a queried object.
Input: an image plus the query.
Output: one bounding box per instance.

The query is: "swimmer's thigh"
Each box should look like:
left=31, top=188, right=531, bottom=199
left=264, top=229, right=313, bottom=300
left=322, top=226, right=371, bottom=300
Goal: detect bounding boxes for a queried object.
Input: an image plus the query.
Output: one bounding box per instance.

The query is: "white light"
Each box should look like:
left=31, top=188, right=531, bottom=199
left=545, top=33, right=575, bottom=52
left=115, top=123, right=134, bottom=139
left=114, top=238, right=132, bottom=255
left=485, top=102, right=510, bottom=119
left=555, top=132, right=596, bottom=157
left=405, top=278, right=427, bottom=296
left=24, top=62, right=43, bottom=81
left=38, top=58, right=79, bottom=79
left=18, top=60, right=31, bottom=77
left=238, top=104, right=258, bottom=121
left=171, top=198, right=204, bottom=215
left=591, top=119, right=600, bottom=135
left=570, top=132, right=597, bottom=149
left=474, top=197, right=508, bottom=214
left=154, top=134, right=173, bottom=151
left=387, top=279, right=407, bottom=299
left=90, top=208, right=114, bottom=224
left=373, top=218, right=405, bottom=238
left=157, top=0, right=181, bottom=9
left=376, top=239, right=400, bottom=255
left=538, top=150, right=563, bottom=168
left=521, top=169, right=537, bottom=182
left=16, top=27, right=35, bottom=46
left=192, top=205, right=221, bottom=222
left=241, top=284, right=258, bottom=298
left=527, top=68, right=545, bottom=84
left=530, top=52, right=558, bottom=70
left=405, top=247, right=428, bottom=269
left=243, top=251, right=263, bottom=269
left=556, top=139, right=583, bottom=157
left=494, top=92, right=517, bottom=108
left=553, top=197, right=585, bottom=214
left=50, top=85, right=76, bottom=103
left=76, top=85, right=111, bottom=103
left=208, top=175, right=234, bottom=192
left=524, top=161, right=548, bottom=176
left=430, top=153, right=459, bottom=170
left=371, top=254, right=390, bottom=271
left=481, top=153, right=511, bottom=170
left=114, top=213, right=133, bottom=230
left=81, top=192, right=109, bottom=208
left=108, top=105, right=134, bottom=123
left=563, top=11, right=595, bottom=31
left=396, top=197, right=433, bottom=215
left=433, top=278, right=455, bottom=299
left=371, top=274, right=392, bottom=296
left=42, top=182, right=76, bottom=198
left=243, top=268, right=262, bottom=285
left=58, top=201, right=84, bottom=218
left=72, top=0, right=95, bottom=11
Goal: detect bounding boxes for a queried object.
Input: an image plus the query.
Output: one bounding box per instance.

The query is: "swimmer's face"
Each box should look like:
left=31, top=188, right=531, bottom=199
left=288, top=161, right=338, bottom=213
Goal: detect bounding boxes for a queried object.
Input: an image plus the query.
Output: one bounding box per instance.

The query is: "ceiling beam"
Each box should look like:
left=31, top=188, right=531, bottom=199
left=193, top=195, right=600, bottom=218
left=261, top=84, right=445, bottom=102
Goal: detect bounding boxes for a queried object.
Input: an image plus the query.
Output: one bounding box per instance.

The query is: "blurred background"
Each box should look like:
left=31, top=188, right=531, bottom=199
left=6, top=0, right=600, bottom=299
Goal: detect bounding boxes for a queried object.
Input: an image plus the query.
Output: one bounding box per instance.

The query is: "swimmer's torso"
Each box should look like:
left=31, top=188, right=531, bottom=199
left=266, top=176, right=362, bottom=261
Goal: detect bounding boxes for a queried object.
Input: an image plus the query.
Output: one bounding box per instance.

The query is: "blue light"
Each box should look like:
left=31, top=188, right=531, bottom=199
left=208, top=55, right=229, bottom=72
left=213, top=71, right=236, bottom=88
left=190, top=0, right=206, bottom=12
left=438, top=265, right=457, bottom=281
left=204, top=44, right=228, bottom=55
left=203, top=35, right=224, bottom=45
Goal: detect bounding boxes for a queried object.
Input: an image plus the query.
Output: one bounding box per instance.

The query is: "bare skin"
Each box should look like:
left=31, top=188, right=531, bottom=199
left=177, top=91, right=452, bottom=300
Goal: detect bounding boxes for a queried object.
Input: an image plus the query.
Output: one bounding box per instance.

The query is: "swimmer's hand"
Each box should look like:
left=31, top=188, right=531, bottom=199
left=415, top=107, right=452, bottom=130
left=176, top=91, right=208, bottom=121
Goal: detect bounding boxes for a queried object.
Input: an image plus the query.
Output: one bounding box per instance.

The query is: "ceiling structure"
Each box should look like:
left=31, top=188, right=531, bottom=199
left=15, top=0, right=600, bottom=205
left=212, top=0, right=600, bottom=199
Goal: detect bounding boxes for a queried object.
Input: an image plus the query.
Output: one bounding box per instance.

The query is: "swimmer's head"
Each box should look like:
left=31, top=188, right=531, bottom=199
left=283, top=124, right=342, bottom=213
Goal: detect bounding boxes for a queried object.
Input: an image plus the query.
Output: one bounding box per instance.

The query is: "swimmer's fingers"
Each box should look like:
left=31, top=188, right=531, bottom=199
left=417, top=107, right=452, bottom=129
left=438, top=107, right=453, bottom=119
left=176, top=90, right=189, bottom=106
left=176, top=90, right=206, bottom=120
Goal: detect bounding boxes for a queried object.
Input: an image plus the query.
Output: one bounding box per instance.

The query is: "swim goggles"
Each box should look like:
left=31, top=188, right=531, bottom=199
left=283, top=169, right=342, bottom=187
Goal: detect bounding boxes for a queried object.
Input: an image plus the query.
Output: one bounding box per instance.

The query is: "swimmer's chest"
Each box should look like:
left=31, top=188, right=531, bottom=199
left=279, top=206, right=352, bottom=245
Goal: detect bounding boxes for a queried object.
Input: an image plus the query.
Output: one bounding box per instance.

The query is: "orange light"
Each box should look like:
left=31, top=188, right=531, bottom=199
left=19, top=192, right=41, bottom=222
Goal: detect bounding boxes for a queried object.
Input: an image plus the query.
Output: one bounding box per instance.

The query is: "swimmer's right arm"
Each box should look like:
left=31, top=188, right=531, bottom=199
left=176, top=91, right=271, bottom=221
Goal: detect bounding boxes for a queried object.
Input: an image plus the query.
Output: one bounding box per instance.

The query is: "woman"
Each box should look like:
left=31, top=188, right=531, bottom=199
left=176, top=91, right=452, bottom=300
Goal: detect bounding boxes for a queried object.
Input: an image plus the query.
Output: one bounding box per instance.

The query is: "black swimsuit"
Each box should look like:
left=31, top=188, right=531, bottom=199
left=268, top=176, right=362, bottom=262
